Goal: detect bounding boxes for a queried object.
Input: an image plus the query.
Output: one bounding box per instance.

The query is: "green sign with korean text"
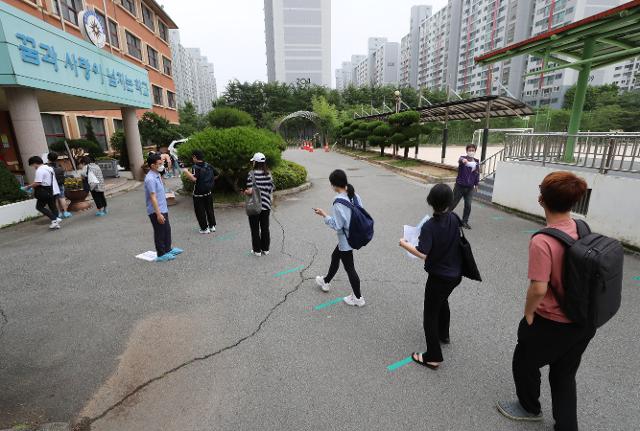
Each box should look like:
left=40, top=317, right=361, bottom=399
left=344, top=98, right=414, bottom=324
left=0, top=2, right=151, bottom=108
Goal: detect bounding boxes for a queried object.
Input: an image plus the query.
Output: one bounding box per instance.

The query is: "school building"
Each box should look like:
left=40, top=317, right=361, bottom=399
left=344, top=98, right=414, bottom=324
left=0, top=0, right=178, bottom=181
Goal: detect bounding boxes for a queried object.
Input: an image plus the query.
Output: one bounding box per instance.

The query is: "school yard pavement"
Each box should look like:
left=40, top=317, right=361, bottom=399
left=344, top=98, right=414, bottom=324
left=1, top=150, right=639, bottom=431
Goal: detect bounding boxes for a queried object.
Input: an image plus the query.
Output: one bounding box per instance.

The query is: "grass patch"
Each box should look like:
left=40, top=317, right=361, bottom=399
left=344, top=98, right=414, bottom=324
left=213, top=193, right=245, bottom=205
left=371, top=155, right=393, bottom=161
left=390, top=159, right=422, bottom=168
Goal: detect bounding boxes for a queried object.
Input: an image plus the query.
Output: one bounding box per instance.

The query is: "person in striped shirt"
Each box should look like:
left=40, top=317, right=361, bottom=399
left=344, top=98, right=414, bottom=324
left=243, top=152, right=274, bottom=256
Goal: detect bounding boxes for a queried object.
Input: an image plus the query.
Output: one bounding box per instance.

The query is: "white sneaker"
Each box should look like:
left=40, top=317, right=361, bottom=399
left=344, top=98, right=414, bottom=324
left=210, top=226, right=216, bottom=232
left=56, top=217, right=62, bottom=223
left=343, top=294, right=365, bottom=307
left=262, top=250, right=270, bottom=256
left=251, top=251, right=262, bottom=257
left=49, top=220, right=60, bottom=229
left=315, top=276, right=330, bottom=292
left=199, top=228, right=210, bottom=234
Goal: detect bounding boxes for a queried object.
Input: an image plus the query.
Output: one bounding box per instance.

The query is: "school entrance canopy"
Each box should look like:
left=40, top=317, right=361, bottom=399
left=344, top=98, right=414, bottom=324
left=475, top=0, right=640, bottom=160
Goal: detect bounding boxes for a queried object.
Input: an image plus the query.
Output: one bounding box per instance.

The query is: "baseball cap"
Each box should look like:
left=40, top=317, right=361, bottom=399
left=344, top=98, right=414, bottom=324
left=250, top=152, right=266, bottom=163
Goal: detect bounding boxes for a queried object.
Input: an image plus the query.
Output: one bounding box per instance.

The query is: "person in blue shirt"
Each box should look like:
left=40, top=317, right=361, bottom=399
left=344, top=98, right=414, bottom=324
left=450, top=144, right=480, bottom=229
left=399, top=183, right=463, bottom=369
left=313, top=169, right=365, bottom=307
left=144, top=153, right=182, bottom=263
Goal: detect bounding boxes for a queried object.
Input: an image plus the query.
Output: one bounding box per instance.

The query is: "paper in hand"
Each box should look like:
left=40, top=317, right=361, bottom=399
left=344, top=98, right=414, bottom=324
left=402, top=214, right=431, bottom=259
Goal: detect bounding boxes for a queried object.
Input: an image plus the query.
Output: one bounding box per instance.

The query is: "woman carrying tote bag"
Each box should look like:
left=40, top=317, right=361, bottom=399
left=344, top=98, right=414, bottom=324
left=242, top=153, right=274, bottom=257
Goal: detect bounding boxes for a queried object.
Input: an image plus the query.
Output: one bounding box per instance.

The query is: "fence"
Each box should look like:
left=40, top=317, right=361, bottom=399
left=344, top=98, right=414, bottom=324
left=502, top=132, right=640, bottom=174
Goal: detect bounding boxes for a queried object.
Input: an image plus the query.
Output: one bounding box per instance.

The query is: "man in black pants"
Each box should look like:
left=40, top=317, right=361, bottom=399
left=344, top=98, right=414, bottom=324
left=497, top=171, right=596, bottom=431
left=25, top=156, right=61, bottom=230
left=182, top=150, right=219, bottom=234
left=449, top=144, right=479, bottom=229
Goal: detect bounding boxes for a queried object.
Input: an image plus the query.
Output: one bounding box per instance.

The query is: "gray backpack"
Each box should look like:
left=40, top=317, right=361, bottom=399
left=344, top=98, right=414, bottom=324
left=245, top=171, right=263, bottom=216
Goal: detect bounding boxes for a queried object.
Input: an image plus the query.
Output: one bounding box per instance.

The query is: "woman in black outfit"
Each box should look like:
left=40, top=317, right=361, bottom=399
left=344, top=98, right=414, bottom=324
left=243, top=152, right=274, bottom=257
left=399, top=183, right=463, bottom=369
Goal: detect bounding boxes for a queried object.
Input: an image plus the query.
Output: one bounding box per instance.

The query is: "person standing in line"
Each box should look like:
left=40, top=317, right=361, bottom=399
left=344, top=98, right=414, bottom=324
left=497, top=172, right=595, bottom=431
left=46, top=152, right=72, bottom=219
left=79, top=156, right=108, bottom=216
left=243, top=153, right=274, bottom=256
left=182, top=150, right=219, bottom=234
left=313, top=169, right=365, bottom=307
left=25, top=156, right=61, bottom=229
left=399, top=183, right=463, bottom=369
left=449, top=144, right=479, bottom=229
left=144, top=153, right=183, bottom=262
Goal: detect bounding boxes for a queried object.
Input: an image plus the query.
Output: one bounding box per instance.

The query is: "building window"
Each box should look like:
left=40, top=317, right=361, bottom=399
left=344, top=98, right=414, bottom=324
left=152, top=85, right=163, bottom=105
left=141, top=4, right=155, bottom=31
left=121, top=0, right=136, bottom=16
left=158, top=20, right=168, bottom=42
left=125, top=31, right=142, bottom=60
left=113, top=119, right=124, bottom=130
left=77, top=117, right=108, bottom=151
left=162, top=57, right=172, bottom=76
left=41, top=114, right=66, bottom=147
left=167, top=91, right=176, bottom=109
left=108, top=20, right=120, bottom=48
left=59, top=0, right=83, bottom=26
left=147, top=46, right=158, bottom=69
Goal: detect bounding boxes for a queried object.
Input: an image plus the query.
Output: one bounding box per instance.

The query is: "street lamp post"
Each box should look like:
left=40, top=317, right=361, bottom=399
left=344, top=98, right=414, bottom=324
left=394, top=90, right=401, bottom=157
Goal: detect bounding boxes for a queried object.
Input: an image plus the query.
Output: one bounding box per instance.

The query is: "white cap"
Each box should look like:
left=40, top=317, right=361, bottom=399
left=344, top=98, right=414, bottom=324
left=250, top=152, right=266, bottom=163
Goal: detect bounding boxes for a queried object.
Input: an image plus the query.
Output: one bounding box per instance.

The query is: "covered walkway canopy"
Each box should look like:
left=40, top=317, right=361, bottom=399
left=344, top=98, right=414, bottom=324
left=475, top=0, right=640, bottom=160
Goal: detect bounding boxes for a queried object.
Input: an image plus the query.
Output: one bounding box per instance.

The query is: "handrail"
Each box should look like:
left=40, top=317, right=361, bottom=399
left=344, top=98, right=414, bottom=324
left=479, top=148, right=505, bottom=180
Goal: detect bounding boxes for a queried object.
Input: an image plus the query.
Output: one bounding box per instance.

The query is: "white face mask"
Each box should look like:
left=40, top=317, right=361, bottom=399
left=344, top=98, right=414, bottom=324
left=467, top=151, right=476, bottom=158
left=157, top=165, right=165, bottom=173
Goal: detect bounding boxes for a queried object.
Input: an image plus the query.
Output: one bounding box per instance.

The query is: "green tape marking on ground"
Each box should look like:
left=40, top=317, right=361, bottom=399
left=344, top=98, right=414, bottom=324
left=387, top=356, right=413, bottom=371
left=523, top=229, right=538, bottom=234
left=273, top=265, right=305, bottom=278
left=314, top=297, right=343, bottom=310
left=633, top=276, right=640, bottom=281
left=216, top=233, right=236, bottom=241
left=492, top=216, right=506, bottom=220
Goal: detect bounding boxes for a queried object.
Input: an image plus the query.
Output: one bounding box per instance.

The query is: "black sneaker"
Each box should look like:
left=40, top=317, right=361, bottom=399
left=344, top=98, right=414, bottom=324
left=462, top=222, right=472, bottom=230
left=496, top=400, right=542, bottom=422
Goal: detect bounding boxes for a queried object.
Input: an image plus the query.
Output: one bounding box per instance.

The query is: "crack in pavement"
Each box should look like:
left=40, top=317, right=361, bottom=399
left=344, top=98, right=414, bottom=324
left=0, top=302, right=7, bottom=339
left=89, top=209, right=318, bottom=426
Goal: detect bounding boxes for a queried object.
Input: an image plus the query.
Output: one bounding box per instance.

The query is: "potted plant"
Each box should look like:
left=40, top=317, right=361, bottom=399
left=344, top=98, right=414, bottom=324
left=64, top=177, right=91, bottom=211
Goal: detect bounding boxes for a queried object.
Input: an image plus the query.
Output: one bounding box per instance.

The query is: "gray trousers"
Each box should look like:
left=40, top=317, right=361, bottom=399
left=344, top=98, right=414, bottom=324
left=450, top=184, right=474, bottom=223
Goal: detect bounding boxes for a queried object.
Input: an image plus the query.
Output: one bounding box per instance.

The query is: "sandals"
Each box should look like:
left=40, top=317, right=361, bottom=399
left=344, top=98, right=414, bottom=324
left=411, top=352, right=440, bottom=370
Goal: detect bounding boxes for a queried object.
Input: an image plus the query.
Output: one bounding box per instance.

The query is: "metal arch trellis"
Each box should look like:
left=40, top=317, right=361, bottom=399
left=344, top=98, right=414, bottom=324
left=275, top=111, right=321, bottom=134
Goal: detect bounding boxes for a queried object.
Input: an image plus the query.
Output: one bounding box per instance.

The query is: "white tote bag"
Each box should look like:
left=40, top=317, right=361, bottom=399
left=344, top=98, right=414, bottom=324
left=87, top=167, right=100, bottom=190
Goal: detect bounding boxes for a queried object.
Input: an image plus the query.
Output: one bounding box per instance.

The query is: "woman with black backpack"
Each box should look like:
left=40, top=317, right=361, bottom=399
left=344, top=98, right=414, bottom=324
left=313, top=169, right=366, bottom=307
left=182, top=150, right=219, bottom=234
left=399, top=183, right=463, bottom=369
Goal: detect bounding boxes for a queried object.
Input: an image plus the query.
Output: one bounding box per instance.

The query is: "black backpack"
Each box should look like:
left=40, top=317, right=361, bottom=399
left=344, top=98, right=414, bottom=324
left=194, top=163, right=215, bottom=194
left=533, top=220, right=624, bottom=328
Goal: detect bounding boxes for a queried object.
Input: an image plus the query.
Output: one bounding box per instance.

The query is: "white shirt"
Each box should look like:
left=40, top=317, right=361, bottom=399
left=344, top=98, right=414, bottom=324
left=34, top=165, right=60, bottom=195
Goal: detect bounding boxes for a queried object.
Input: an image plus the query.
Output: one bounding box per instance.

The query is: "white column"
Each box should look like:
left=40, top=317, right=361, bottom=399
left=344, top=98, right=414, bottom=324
left=5, top=88, right=49, bottom=182
left=121, top=107, right=145, bottom=181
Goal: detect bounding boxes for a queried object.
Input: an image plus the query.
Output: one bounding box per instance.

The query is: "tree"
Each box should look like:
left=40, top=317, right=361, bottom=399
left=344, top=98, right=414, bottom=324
left=311, top=95, right=339, bottom=146
left=110, top=129, right=129, bottom=170
left=207, top=106, right=255, bottom=129
left=388, top=111, right=421, bottom=158
left=366, top=121, right=392, bottom=156
left=138, top=111, right=182, bottom=148
left=562, top=83, right=620, bottom=111
left=177, top=102, right=207, bottom=137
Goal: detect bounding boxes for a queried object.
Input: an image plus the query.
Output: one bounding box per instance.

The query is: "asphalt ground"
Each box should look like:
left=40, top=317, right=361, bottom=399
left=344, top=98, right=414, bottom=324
left=0, top=150, right=639, bottom=430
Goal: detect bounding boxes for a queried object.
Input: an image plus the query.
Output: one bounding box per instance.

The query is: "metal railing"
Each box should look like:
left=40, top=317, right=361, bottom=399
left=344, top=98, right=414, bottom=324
left=479, top=148, right=505, bottom=180
left=503, top=132, right=640, bottom=174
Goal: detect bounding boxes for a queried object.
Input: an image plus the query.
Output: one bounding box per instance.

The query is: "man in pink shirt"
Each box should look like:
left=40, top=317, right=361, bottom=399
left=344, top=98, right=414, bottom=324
left=497, top=171, right=597, bottom=431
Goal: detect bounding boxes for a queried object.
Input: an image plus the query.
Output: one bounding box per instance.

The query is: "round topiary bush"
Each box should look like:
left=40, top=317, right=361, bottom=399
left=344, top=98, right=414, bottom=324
left=272, top=160, right=307, bottom=190
left=207, top=107, right=255, bottom=129
left=50, top=139, right=104, bottom=160
left=0, top=162, right=28, bottom=205
left=176, top=126, right=283, bottom=191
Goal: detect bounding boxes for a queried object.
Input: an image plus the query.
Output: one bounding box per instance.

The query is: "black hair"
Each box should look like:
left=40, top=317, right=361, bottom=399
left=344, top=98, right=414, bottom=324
left=466, top=144, right=477, bottom=151
left=253, top=161, right=269, bottom=173
left=147, top=152, right=162, bottom=167
left=47, top=152, right=59, bottom=162
left=192, top=150, right=204, bottom=161
left=28, top=155, right=43, bottom=166
left=79, top=155, right=93, bottom=165
left=329, top=169, right=355, bottom=201
left=426, top=183, right=453, bottom=214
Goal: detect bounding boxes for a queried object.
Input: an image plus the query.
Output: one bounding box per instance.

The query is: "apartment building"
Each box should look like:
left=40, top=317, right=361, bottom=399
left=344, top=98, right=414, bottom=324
left=335, top=61, right=352, bottom=90
left=417, top=1, right=462, bottom=92
left=371, top=42, right=400, bottom=86
left=400, top=34, right=411, bottom=87
left=169, top=30, right=217, bottom=114
left=264, top=0, right=331, bottom=87
left=408, top=5, right=432, bottom=88
left=352, top=55, right=370, bottom=87
left=0, top=0, right=178, bottom=181
left=522, top=0, right=631, bottom=108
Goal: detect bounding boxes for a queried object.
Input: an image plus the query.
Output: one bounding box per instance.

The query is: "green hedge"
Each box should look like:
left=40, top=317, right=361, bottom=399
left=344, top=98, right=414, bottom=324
left=0, top=162, right=28, bottom=206
left=272, top=160, right=307, bottom=190
left=50, top=138, right=104, bottom=160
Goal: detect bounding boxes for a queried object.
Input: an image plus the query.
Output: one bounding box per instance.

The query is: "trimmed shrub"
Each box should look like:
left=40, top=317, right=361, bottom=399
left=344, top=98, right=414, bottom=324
left=272, top=160, right=307, bottom=190
left=109, top=129, right=129, bottom=170
left=0, top=162, right=28, bottom=205
left=50, top=138, right=104, bottom=160
left=207, top=107, right=255, bottom=129
left=176, top=126, right=283, bottom=191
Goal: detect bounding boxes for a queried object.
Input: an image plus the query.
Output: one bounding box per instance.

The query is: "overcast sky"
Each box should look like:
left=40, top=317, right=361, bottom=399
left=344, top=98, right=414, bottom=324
left=161, top=0, right=449, bottom=95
